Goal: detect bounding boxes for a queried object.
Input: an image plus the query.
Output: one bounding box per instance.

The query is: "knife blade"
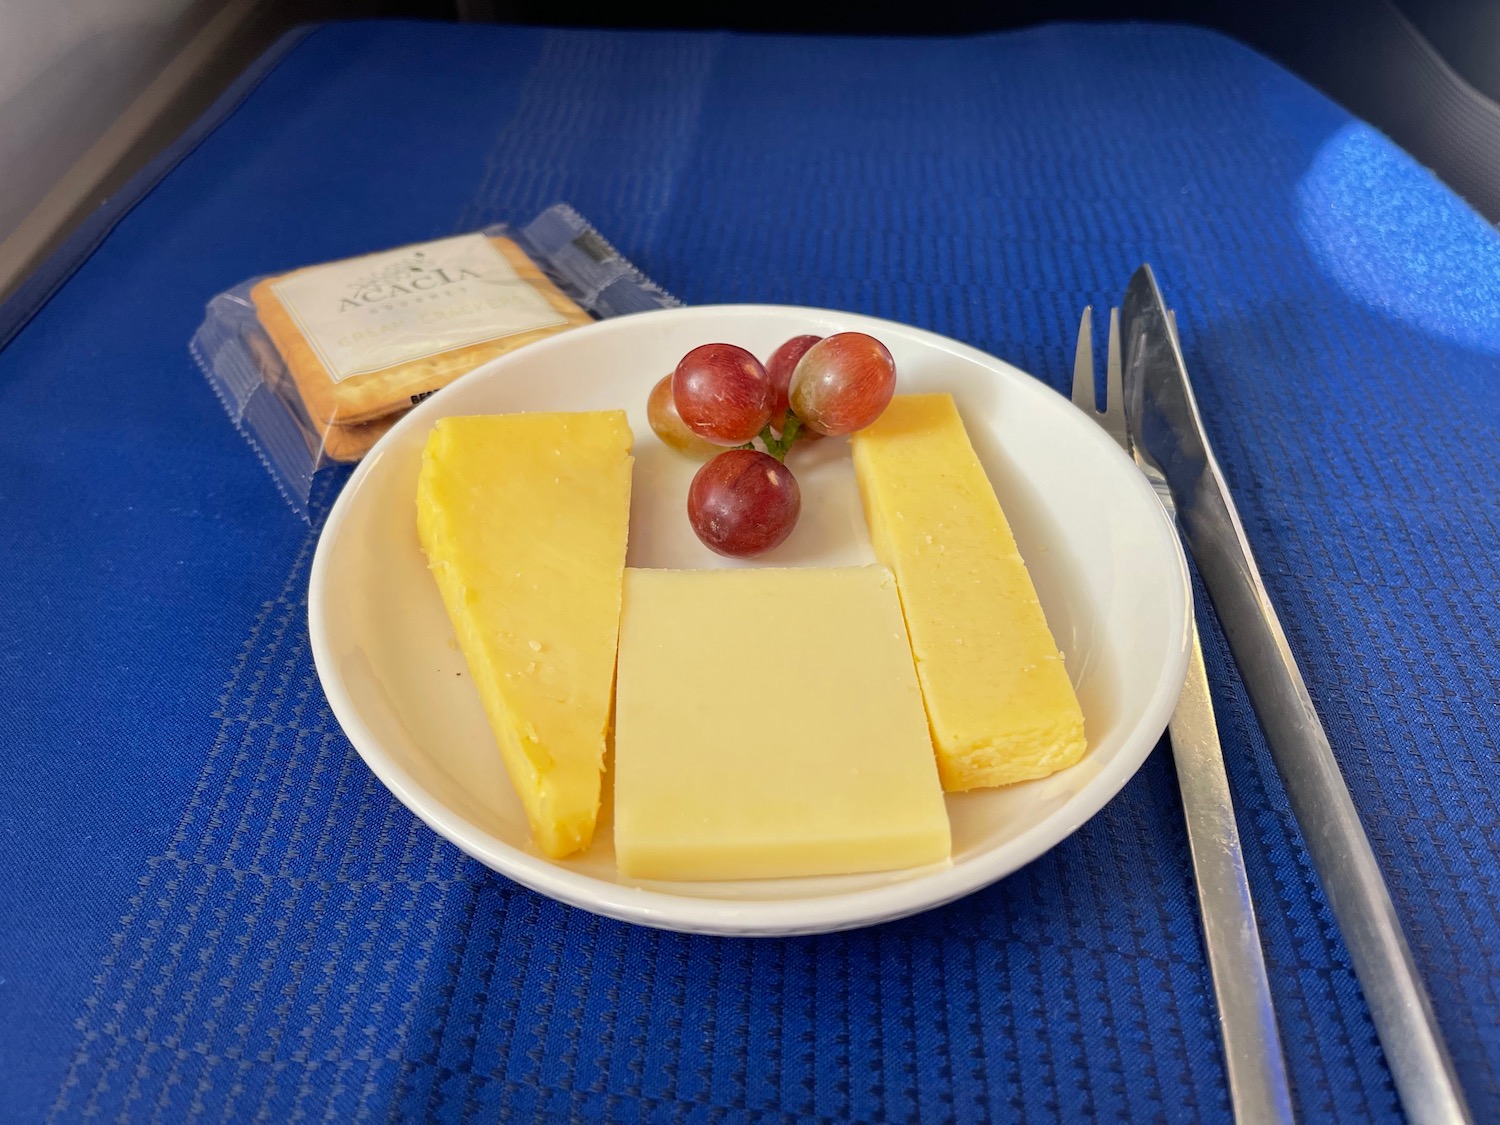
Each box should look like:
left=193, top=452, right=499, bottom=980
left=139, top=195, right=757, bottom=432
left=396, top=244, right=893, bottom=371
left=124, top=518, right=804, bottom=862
left=1119, top=264, right=1472, bottom=1125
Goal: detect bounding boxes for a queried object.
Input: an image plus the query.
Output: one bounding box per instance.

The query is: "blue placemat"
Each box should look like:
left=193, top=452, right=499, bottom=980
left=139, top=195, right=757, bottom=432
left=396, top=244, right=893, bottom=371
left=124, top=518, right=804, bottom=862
left=2, top=19, right=1497, bottom=1123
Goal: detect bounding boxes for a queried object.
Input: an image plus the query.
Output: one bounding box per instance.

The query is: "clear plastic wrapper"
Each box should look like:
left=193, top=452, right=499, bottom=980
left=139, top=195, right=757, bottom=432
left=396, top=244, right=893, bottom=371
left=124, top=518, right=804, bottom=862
left=191, top=203, right=678, bottom=518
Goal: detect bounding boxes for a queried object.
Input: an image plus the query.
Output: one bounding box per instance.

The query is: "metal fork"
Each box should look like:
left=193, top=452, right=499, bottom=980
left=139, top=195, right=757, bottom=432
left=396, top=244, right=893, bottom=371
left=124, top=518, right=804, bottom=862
left=1074, top=307, right=1294, bottom=1124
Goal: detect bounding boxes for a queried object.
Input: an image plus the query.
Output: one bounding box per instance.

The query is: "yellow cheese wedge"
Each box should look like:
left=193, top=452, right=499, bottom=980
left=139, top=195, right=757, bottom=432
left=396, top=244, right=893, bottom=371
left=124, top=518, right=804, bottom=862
left=612, top=566, right=951, bottom=881
left=851, top=393, right=1086, bottom=790
left=416, top=412, right=633, bottom=858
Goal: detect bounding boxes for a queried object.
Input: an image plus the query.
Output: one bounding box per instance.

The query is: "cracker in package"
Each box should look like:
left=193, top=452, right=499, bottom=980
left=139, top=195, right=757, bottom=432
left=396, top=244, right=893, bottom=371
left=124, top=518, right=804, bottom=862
left=250, top=233, right=593, bottom=426
left=193, top=204, right=679, bottom=517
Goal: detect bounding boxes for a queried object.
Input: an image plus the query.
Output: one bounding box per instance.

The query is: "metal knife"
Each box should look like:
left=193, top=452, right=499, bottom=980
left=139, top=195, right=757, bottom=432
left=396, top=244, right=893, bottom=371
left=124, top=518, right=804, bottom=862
left=1119, top=264, right=1473, bottom=1125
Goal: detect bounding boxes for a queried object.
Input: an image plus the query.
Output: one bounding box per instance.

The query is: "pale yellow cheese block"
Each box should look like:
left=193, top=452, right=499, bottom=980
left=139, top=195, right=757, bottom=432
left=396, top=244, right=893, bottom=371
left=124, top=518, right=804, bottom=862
left=416, top=412, right=633, bottom=858
left=851, top=393, right=1086, bottom=790
left=612, top=566, right=951, bottom=881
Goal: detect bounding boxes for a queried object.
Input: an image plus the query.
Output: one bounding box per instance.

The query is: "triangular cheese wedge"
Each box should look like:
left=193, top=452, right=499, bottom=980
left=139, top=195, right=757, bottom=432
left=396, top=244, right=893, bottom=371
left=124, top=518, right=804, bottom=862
left=416, top=411, right=633, bottom=857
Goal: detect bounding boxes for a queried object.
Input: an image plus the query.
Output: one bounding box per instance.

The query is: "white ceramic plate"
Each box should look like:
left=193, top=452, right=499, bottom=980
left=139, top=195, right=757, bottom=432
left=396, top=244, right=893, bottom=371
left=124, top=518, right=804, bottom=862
left=309, top=305, right=1190, bottom=936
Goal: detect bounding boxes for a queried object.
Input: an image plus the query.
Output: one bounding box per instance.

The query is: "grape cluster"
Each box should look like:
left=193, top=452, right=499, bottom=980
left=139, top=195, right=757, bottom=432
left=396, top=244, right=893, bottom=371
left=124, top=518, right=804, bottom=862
left=647, top=332, right=897, bottom=557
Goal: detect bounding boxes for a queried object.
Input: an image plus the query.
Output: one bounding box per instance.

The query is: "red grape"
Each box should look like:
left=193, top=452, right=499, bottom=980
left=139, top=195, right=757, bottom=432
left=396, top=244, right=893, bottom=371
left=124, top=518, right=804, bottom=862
left=765, top=335, right=822, bottom=429
left=687, top=449, right=801, bottom=557
left=788, top=332, right=896, bottom=436
left=647, top=374, right=718, bottom=459
left=672, top=343, right=772, bottom=446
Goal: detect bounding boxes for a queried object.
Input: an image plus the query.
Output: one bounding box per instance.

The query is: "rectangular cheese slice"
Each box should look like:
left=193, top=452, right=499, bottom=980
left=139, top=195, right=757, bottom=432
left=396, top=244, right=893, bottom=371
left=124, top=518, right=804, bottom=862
left=612, top=566, right=951, bottom=881
left=851, top=393, right=1086, bottom=790
left=416, top=412, right=633, bottom=858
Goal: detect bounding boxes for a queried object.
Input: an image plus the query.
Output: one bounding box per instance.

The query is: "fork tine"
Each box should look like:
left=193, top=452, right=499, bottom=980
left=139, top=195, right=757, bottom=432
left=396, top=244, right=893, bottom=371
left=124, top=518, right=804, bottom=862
left=1104, top=307, right=1128, bottom=445
left=1071, top=306, right=1095, bottom=412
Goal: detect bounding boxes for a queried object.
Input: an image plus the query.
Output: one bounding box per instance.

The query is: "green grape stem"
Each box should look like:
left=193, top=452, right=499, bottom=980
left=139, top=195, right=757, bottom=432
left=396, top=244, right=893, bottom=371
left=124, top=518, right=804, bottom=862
left=759, top=415, right=805, bottom=463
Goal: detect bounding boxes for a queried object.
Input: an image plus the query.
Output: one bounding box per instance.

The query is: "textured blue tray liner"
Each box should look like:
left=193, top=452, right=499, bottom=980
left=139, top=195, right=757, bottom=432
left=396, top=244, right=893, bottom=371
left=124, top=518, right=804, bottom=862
left=1, top=20, right=1496, bottom=1124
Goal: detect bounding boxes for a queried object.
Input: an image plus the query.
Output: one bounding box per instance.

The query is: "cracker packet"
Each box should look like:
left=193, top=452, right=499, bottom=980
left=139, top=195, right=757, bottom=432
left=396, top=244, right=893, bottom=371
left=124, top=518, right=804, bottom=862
left=192, top=203, right=678, bottom=518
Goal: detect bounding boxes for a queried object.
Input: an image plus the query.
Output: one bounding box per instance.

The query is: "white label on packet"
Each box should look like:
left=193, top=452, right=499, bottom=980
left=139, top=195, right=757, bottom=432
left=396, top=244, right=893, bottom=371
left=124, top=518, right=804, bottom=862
left=270, top=233, right=568, bottom=383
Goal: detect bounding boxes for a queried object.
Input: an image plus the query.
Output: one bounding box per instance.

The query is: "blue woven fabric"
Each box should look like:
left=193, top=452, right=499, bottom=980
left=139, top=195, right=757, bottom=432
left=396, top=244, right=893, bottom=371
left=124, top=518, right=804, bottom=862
left=2, top=19, right=1497, bottom=1123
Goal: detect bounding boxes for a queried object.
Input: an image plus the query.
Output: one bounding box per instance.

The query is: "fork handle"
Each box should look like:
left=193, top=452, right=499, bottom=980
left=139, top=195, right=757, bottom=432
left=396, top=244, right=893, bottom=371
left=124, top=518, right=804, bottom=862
left=1171, top=621, right=1294, bottom=1124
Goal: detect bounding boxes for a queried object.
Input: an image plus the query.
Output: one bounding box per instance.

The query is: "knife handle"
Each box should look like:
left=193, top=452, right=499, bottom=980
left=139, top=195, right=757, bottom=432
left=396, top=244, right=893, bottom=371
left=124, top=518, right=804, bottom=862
left=1170, top=620, right=1294, bottom=1124
left=1122, top=262, right=1471, bottom=1123
left=1189, top=489, right=1474, bottom=1125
